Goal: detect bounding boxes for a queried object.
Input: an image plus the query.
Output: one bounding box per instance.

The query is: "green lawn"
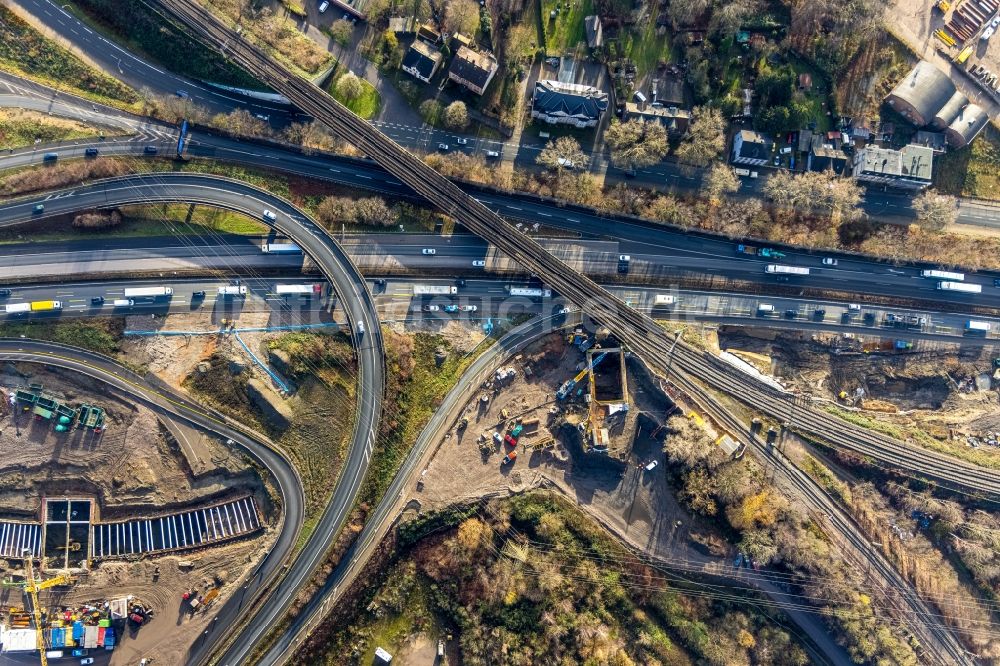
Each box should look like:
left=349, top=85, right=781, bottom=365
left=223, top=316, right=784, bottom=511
left=329, top=73, right=381, bottom=120
left=541, top=0, right=593, bottom=53
left=934, top=129, right=1000, bottom=200
left=624, top=18, right=671, bottom=80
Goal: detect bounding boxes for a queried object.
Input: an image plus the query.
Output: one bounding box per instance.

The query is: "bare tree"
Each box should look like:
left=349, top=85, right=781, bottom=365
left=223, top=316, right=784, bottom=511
left=537, top=136, right=588, bottom=173
left=763, top=169, right=863, bottom=226
left=700, top=162, right=740, bottom=203
left=443, top=101, right=469, bottom=130
left=912, top=189, right=958, bottom=232
left=443, top=0, right=480, bottom=36
left=674, top=106, right=726, bottom=167
left=667, top=0, right=711, bottom=27
left=209, top=108, right=272, bottom=138
left=335, top=72, right=363, bottom=101
left=604, top=119, right=669, bottom=170
left=328, top=19, right=354, bottom=47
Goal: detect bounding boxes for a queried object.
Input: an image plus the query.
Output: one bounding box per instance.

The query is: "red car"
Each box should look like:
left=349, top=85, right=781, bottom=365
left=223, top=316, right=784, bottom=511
left=504, top=433, right=518, bottom=447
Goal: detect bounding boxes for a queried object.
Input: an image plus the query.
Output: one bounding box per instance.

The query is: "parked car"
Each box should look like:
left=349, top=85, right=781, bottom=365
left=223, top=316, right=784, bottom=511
left=504, top=433, right=518, bottom=447
left=421, top=248, right=436, bottom=255
left=437, top=143, right=449, bottom=151
left=33, top=204, right=44, bottom=214
left=456, top=137, right=468, bottom=145
left=444, top=304, right=459, bottom=313
left=822, top=257, right=838, bottom=266
left=485, top=150, right=500, bottom=158
left=422, top=305, right=439, bottom=312
left=318, top=1, right=329, bottom=12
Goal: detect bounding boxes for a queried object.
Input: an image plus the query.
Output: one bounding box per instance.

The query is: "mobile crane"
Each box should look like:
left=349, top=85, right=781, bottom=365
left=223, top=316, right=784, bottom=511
left=556, top=352, right=607, bottom=400
left=22, top=549, right=75, bottom=666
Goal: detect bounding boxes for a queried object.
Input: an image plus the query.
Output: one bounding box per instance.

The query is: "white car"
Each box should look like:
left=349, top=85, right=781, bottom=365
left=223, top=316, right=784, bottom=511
left=318, top=1, right=329, bottom=12
left=485, top=150, right=500, bottom=158
left=262, top=209, right=276, bottom=222
left=422, top=305, right=440, bottom=312
left=472, top=259, right=486, bottom=267
left=422, top=248, right=436, bottom=255
left=822, top=257, right=838, bottom=266
left=437, top=143, right=449, bottom=151
left=461, top=305, right=478, bottom=312
left=456, top=137, right=468, bottom=145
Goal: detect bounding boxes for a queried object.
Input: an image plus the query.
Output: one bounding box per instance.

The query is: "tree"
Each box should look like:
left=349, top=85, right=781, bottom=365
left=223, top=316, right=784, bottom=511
left=710, top=0, right=761, bottom=35
left=353, top=197, right=397, bottom=226
left=209, top=108, right=271, bottom=138
left=912, top=189, right=957, bottom=232
left=537, top=136, right=588, bottom=173
left=329, top=19, right=353, bottom=47
left=604, top=119, right=669, bottom=170
left=419, top=99, right=443, bottom=125
left=763, top=169, right=863, bottom=226
left=668, top=0, right=711, bottom=27
left=443, top=0, right=479, bottom=35
left=701, top=163, right=740, bottom=203
left=674, top=106, right=725, bottom=167
left=443, top=101, right=469, bottom=129
left=335, top=72, right=363, bottom=101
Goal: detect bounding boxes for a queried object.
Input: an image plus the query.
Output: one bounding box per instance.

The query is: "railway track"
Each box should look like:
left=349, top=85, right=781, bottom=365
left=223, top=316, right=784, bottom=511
left=143, top=2, right=984, bottom=661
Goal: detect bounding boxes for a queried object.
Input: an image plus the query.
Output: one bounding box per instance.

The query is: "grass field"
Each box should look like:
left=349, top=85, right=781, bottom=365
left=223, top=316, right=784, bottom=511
left=624, top=18, right=670, bottom=80
left=0, top=109, right=116, bottom=150
left=934, top=129, right=1000, bottom=200
left=0, top=4, right=138, bottom=108
left=540, top=0, right=593, bottom=53
left=0, top=318, right=123, bottom=354
left=329, top=72, right=381, bottom=120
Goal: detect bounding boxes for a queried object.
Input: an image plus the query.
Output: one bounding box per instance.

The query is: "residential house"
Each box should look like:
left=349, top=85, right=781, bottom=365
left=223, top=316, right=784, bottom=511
left=531, top=79, right=609, bottom=128
left=807, top=145, right=848, bottom=175
left=401, top=40, right=442, bottom=84
left=584, top=15, right=603, bottom=49
left=448, top=46, right=498, bottom=96
left=852, top=144, right=933, bottom=191
left=417, top=23, right=441, bottom=44
left=731, top=129, right=770, bottom=167
left=623, top=103, right=690, bottom=136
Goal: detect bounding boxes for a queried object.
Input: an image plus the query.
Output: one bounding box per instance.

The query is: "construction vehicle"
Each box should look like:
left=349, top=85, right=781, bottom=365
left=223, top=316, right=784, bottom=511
left=936, top=0, right=950, bottom=12
left=556, top=352, right=608, bottom=400
left=736, top=244, right=786, bottom=259
left=22, top=550, right=75, bottom=666
left=502, top=450, right=517, bottom=465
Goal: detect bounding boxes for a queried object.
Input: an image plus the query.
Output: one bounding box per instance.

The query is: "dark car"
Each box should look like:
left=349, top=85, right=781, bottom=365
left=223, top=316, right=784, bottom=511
left=84, top=147, right=99, bottom=157
left=192, top=290, right=206, bottom=298
left=0, top=289, right=11, bottom=297
left=994, top=278, right=1000, bottom=287
left=863, top=312, right=876, bottom=325
left=785, top=309, right=797, bottom=319
left=813, top=309, right=826, bottom=320
left=143, top=146, right=159, bottom=155
left=455, top=278, right=466, bottom=288
left=90, top=296, right=104, bottom=305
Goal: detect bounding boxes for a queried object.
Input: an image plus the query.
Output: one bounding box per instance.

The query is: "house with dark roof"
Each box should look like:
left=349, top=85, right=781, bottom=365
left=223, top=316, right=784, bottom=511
left=623, top=103, right=690, bottom=136
left=807, top=145, right=848, bottom=175
left=447, top=46, right=498, bottom=96
left=731, top=129, right=769, bottom=167
left=531, top=80, right=608, bottom=128
left=401, top=40, right=442, bottom=84
left=852, top=144, right=933, bottom=191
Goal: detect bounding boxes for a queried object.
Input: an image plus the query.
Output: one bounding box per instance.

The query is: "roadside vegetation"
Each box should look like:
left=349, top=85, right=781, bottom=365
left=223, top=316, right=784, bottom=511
left=67, top=0, right=260, bottom=89
left=328, top=72, right=381, bottom=121
left=934, top=129, right=1000, bottom=201
left=0, top=4, right=138, bottom=108
left=0, top=318, right=123, bottom=355
left=298, top=492, right=812, bottom=665
left=0, top=109, right=118, bottom=150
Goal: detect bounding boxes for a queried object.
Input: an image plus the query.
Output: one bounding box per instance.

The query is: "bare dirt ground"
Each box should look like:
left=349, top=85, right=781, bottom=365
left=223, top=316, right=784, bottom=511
left=718, top=326, right=1000, bottom=461
left=415, top=333, right=704, bottom=560
left=0, top=364, right=256, bottom=516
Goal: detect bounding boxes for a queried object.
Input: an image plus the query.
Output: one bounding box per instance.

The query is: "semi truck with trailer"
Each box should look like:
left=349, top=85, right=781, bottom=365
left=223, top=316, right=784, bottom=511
left=413, top=284, right=458, bottom=295
left=261, top=242, right=301, bottom=254
left=123, top=286, right=173, bottom=298
left=737, top=244, right=786, bottom=259
left=275, top=284, right=322, bottom=295
left=765, top=264, right=810, bottom=275
left=938, top=281, right=981, bottom=293
left=921, top=269, right=965, bottom=281
left=506, top=286, right=552, bottom=298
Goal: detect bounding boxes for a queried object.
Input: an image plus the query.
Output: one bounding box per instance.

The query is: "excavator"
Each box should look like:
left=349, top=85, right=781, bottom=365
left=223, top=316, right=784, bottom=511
left=21, top=549, right=76, bottom=666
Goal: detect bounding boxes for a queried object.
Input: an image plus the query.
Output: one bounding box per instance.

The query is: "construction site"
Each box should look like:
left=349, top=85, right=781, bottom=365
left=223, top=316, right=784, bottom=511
left=0, top=351, right=276, bottom=663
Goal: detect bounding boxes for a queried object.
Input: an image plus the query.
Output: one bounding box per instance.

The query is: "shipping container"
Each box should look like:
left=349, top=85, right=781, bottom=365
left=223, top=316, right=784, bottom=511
left=123, top=286, right=173, bottom=298
left=921, top=269, right=965, bottom=280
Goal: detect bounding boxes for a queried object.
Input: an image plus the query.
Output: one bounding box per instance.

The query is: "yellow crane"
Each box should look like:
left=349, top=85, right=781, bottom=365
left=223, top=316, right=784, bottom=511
left=22, top=549, right=76, bottom=666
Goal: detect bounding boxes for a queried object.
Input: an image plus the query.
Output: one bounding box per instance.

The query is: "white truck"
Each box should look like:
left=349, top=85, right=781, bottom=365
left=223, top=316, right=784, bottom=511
left=261, top=242, right=301, bottom=254
left=275, top=284, right=321, bottom=295
left=938, top=281, right=981, bottom=293
left=4, top=303, right=30, bottom=314
left=921, top=269, right=964, bottom=281
left=123, top=286, right=173, bottom=298
left=112, top=299, right=135, bottom=307
left=506, top=286, right=552, bottom=298
left=653, top=294, right=675, bottom=306
left=412, top=284, right=457, bottom=295
left=218, top=286, right=248, bottom=297
left=966, top=320, right=992, bottom=333
left=765, top=264, right=810, bottom=275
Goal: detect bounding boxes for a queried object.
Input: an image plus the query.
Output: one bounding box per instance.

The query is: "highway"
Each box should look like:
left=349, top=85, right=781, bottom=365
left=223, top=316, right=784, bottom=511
left=0, top=171, right=387, bottom=665
left=0, top=339, right=303, bottom=666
